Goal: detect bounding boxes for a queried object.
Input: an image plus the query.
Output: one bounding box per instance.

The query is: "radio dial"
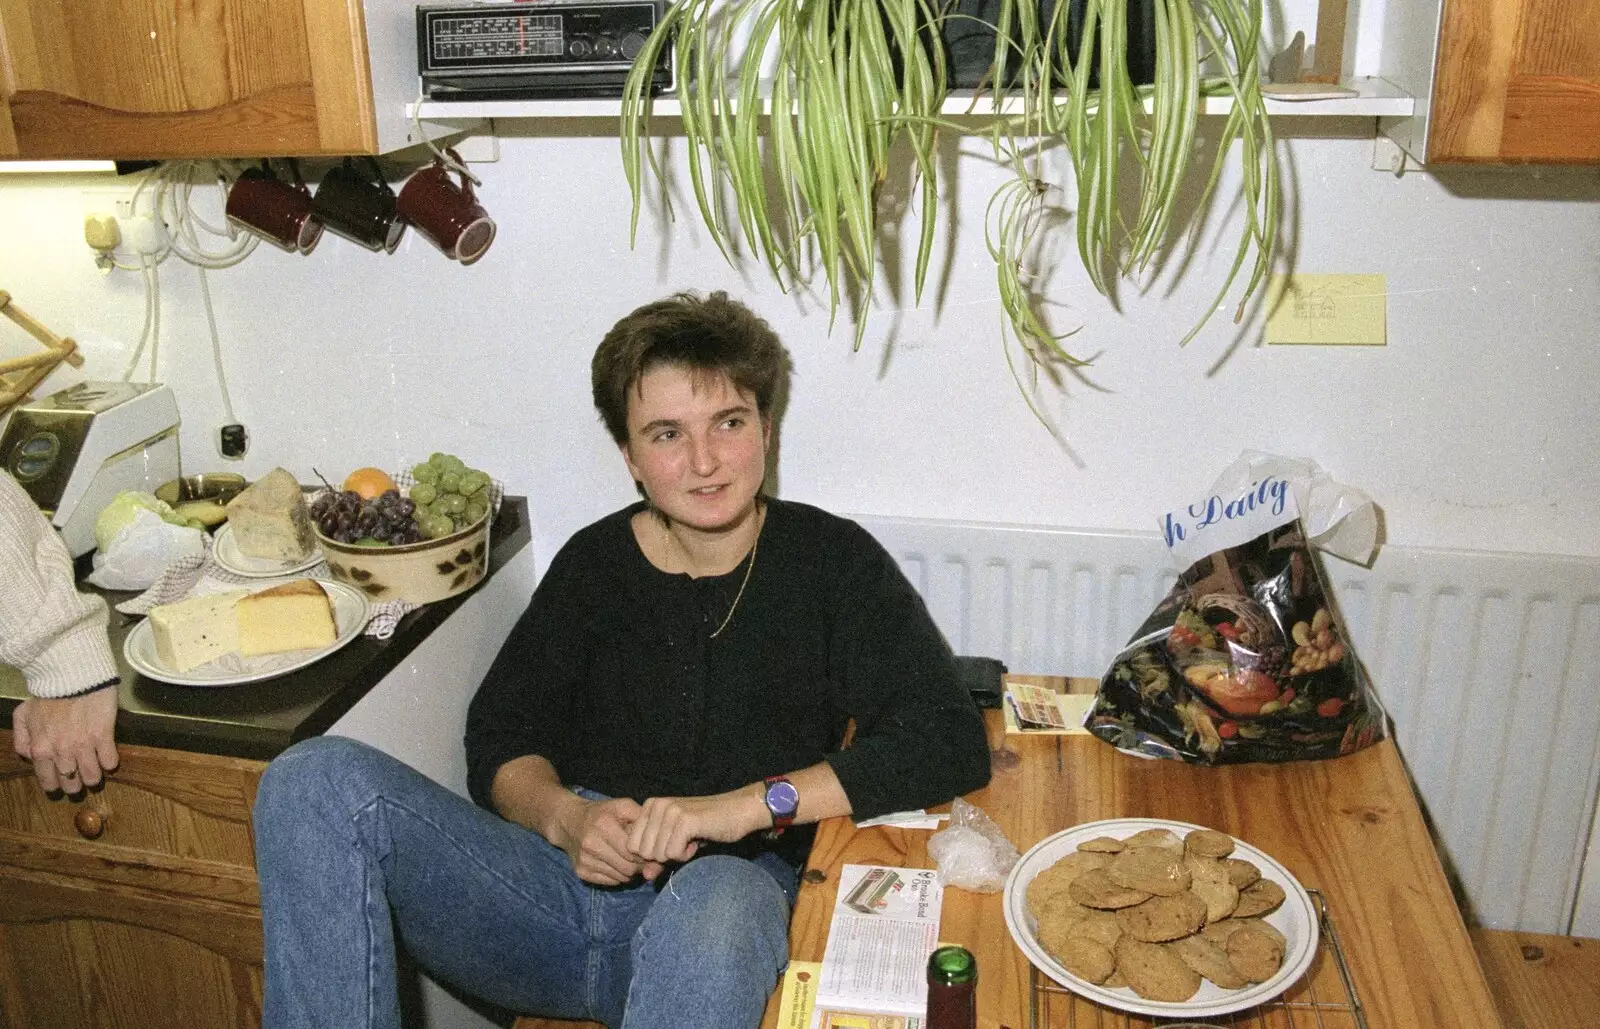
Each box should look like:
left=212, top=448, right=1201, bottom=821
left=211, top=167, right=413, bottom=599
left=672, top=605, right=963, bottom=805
left=567, top=36, right=594, bottom=58
left=595, top=34, right=620, bottom=58
left=620, top=31, right=646, bottom=60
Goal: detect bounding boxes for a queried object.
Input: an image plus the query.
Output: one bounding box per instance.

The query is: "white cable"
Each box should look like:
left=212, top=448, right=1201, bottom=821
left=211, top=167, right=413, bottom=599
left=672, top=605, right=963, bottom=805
left=196, top=266, right=238, bottom=424
left=120, top=258, right=156, bottom=382
left=146, top=260, right=161, bottom=383
left=413, top=82, right=482, bottom=186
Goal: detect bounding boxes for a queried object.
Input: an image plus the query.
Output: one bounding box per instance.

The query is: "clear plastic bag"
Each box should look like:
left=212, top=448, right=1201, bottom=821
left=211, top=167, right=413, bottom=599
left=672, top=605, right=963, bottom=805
left=927, top=797, right=1020, bottom=893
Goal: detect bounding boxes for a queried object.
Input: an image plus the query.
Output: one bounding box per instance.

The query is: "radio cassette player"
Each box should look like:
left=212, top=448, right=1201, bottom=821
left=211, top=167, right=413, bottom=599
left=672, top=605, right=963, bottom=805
left=417, top=1, right=673, bottom=100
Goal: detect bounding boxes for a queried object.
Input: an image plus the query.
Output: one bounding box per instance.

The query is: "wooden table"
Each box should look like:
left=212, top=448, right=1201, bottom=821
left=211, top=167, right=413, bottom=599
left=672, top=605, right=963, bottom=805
left=762, top=676, right=1504, bottom=1029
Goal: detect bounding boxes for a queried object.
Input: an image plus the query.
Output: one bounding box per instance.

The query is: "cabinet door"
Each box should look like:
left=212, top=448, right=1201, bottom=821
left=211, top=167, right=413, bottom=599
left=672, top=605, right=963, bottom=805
left=0, top=863, right=263, bottom=1029
left=1430, top=0, right=1600, bottom=162
left=0, top=0, right=376, bottom=160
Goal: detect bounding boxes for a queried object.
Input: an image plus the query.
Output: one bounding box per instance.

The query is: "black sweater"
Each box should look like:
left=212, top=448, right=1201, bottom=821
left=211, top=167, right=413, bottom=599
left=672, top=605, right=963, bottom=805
left=465, top=498, right=991, bottom=866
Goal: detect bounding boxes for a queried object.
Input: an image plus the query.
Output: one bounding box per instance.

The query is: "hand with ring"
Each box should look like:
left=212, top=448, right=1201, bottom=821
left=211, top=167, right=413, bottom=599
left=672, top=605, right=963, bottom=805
left=11, top=690, right=120, bottom=795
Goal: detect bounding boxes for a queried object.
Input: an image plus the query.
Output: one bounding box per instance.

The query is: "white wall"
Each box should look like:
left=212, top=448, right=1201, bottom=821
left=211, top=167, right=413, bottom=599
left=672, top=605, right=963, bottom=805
left=3, top=124, right=1597, bottom=576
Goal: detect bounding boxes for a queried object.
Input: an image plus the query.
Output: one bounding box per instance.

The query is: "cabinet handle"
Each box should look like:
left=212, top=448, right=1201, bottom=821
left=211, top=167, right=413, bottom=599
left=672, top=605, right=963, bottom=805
left=74, top=808, right=108, bottom=840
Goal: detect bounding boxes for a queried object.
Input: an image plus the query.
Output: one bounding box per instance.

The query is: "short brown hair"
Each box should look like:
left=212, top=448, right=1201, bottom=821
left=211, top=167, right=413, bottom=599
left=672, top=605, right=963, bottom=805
left=591, top=291, right=789, bottom=445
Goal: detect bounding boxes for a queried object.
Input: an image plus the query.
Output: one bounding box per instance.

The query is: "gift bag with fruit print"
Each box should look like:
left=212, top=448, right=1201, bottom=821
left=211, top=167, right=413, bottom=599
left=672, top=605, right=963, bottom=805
left=1086, top=453, right=1388, bottom=764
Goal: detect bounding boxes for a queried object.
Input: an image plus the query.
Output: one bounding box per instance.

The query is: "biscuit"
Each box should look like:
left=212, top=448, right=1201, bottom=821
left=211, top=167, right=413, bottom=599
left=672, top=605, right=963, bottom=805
left=1168, top=933, right=1250, bottom=990
left=1199, top=918, right=1248, bottom=947
left=1185, top=828, right=1235, bottom=859
left=1114, top=936, right=1201, bottom=1002
left=1066, top=907, right=1124, bottom=951
left=1233, top=918, right=1287, bottom=949
left=1225, top=857, right=1262, bottom=889
left=1226, top=923, right=1286, bottom=983
left=1103, top=967, right=1127, bottom=988
left=1070, top=867, right=1152, bottom=909
left=1026, top=851, right=1111, bottom=914
left=1233, top=878, right=1286, bottom=918
left=1124, top=828, right=1185, bottom=852
left=1117, top=891, right=1208, bottom=942
left=1030, top=888, right=1091, bottom=931
left=1190, top=875, right=1240, bottom=923
left=1108, top=846, right=1192, bottom=897
left=1044, top=932, right=1116, bottom=984
left=1077, top=836, right=1125, bottom=853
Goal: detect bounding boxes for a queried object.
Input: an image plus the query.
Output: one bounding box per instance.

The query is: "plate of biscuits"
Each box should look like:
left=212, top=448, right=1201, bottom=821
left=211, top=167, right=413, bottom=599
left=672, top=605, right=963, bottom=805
left=1003, top=818, right=1318, bottom=1019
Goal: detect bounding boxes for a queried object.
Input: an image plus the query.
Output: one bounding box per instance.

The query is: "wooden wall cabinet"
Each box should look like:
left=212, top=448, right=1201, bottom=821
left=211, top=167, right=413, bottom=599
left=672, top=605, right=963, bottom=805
left=0, top=731, right=267, bottom=1029
left=0, top=0, right=453, bottom=160
left=1382, top=0, right=1600, bottom=164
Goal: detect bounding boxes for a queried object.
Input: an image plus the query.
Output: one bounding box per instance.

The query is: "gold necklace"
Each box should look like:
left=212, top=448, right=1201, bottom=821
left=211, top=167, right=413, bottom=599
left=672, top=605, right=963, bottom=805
left=662, top=504, right=764, bottom=639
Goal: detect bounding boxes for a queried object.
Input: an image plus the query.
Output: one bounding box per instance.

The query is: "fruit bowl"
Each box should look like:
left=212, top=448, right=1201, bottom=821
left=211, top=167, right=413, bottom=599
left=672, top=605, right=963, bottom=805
left=315, top=512, right=490, bottom=604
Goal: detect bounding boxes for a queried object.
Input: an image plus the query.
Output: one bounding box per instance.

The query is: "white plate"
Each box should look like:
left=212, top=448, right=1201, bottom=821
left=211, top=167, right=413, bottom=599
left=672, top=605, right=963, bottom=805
left=211, top=522, right=323, bottom=578
left=123, top=579, right=370, bottom=687
left=1003, top=817, right=1319, bottom=1019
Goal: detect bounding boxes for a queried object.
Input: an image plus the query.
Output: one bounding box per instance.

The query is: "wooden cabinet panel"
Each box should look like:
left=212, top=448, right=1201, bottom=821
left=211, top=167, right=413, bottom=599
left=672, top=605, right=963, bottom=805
left=0, top=735, right=263, bottom=871
left=0, top=732, right=266, bottom=1028
left=0, top=864, right=262, bottom=1029
left=0, top=0, right=376, bottom=159
left=1431, top=0, right=1600, bottom=162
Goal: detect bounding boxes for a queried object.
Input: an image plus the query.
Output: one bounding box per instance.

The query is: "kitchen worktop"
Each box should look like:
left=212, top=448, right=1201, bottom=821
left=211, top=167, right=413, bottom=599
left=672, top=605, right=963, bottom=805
left=0, top=496, right=531, bottom=761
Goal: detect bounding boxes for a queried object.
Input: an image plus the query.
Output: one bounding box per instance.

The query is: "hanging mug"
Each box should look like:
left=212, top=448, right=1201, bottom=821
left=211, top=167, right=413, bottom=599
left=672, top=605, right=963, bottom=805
left=225, top=159, right=322, bottom=254
left=312, top=157, right=405, bottom=253
left=396, top=150, right=496, bottom=264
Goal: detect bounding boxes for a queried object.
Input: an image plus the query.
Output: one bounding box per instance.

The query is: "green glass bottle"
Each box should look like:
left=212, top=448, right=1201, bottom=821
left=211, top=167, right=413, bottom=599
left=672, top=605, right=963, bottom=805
left=925, top=945, right=977, bottom=1029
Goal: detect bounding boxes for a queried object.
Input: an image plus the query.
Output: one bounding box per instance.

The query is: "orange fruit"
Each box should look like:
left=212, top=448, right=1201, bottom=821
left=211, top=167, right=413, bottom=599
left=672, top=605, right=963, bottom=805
left=343, top=467, right=397, bottom=500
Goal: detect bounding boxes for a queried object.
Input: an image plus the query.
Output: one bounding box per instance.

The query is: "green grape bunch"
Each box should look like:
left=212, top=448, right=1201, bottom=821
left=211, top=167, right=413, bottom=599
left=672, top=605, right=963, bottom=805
left=409, top=452, right=493, bottom=539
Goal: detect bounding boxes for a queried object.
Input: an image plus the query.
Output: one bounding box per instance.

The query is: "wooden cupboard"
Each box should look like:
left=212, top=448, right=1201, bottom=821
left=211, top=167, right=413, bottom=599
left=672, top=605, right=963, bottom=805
left=1431, top=0, right=1600, bottom=162
left=0, top=0, right=377, bottom=159
left=1384, top=0, right=1600, bottom=164
left=0, top=730, right=267, bottom=1029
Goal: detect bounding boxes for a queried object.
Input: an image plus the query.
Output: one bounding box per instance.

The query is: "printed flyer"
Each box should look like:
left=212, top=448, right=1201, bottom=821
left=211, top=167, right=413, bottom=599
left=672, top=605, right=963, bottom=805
left=809, top=865, right=942, bottom=1028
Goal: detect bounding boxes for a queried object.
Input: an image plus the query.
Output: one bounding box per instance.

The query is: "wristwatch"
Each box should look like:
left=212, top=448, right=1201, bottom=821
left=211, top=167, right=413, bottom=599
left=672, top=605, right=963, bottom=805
left=763, top=775, right=799, bottom=833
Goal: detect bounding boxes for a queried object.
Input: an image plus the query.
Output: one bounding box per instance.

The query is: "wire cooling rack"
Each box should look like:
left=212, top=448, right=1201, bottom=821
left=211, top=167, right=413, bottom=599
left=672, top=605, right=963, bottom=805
left=1028, top=890, right=1368, bottom=1029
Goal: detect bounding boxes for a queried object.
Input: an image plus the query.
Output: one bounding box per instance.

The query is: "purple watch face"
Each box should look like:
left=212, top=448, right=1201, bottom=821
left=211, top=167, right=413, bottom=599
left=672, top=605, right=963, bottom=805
left=766, top=779, right=799, bottom=820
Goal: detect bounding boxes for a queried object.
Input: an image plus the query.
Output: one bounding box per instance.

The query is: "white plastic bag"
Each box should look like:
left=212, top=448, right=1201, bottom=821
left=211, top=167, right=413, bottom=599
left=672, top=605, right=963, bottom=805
left=927, top=797, right=1020, bottom=893
left=86, top=507, right=204, bottom=590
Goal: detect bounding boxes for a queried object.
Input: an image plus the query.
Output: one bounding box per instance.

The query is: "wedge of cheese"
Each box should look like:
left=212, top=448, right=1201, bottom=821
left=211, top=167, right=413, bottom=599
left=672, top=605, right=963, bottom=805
left=226, top=467, right=317, bottom=562
left=149, top=591, right=249, bottom=672
left=238, top=578, right=337, bottom=657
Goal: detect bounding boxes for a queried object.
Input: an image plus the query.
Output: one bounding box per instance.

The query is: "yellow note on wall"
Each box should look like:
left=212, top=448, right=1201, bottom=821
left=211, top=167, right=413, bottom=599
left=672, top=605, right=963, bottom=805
left=1265, top=274, right=1387, bottom=346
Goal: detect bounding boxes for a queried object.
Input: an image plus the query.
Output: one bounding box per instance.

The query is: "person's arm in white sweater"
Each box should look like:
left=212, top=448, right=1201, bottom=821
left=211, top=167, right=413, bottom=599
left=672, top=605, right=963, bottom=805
left=2, top=471, right=120, bottom=794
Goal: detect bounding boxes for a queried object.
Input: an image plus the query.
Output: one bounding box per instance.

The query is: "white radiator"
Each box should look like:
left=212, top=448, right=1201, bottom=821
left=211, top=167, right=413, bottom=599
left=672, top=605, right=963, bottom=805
left=852, top=513, right=1600, bottom=935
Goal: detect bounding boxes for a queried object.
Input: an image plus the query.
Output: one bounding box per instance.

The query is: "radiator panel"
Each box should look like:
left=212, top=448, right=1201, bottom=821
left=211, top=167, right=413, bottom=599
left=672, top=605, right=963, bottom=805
left=854, top=513, right=1600, bottom=934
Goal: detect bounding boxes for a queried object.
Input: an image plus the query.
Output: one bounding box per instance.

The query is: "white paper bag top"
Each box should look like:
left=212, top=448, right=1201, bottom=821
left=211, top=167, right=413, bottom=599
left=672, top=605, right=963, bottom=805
left=1161, top=451, right=1379, bottom=568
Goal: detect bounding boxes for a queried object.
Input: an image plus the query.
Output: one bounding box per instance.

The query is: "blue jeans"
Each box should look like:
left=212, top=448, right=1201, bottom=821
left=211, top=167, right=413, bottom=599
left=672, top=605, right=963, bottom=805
left=253, top=736, right=796, bottom=1029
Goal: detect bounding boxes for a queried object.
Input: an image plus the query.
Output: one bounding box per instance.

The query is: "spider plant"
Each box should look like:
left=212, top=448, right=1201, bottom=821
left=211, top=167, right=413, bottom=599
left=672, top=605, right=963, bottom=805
left=622, top=0, right=949, bottom=348
left=620, top=0, right=1281, bottom=364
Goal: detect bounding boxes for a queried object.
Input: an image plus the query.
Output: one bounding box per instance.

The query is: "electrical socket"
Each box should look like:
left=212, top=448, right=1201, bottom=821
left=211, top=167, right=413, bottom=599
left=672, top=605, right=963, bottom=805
left=81, top=185, right=138, bottom=222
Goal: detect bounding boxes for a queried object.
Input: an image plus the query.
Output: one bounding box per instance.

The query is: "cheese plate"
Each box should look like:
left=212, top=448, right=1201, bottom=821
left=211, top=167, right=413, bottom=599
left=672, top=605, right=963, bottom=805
left=124, top=579, right=369, bottom=687
left=212, top=521, right=324, bottom=578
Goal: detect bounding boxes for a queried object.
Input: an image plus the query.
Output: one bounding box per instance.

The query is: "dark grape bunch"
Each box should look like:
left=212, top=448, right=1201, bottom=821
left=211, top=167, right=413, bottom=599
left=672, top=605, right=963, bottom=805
left=310, top=488, right=423, bottom=547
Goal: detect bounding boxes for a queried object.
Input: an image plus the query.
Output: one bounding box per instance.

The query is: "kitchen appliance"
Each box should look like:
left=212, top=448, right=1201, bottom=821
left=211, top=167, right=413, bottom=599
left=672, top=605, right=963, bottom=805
left=0, top=381, right=181, bottom=557
left=417, top=0, right=673, bottom=100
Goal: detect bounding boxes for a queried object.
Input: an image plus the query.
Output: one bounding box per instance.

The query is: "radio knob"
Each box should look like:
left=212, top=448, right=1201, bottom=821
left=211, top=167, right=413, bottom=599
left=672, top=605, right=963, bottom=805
left=568, top=36, right=594, bottom=58
left=620, top=31, right=647, bottom=60
left=595, top=34, right=620, bottom=58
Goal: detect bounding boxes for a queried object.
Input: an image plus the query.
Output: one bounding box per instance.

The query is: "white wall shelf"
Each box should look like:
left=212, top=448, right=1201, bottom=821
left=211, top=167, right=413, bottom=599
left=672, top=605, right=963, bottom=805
left=409, top=75, right=1414, bottom=124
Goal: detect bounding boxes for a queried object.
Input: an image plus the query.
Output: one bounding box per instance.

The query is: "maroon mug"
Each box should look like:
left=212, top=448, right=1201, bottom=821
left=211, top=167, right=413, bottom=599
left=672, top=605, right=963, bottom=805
left=397, top=151, right=495, bottom=264
left=225, top=161, right=322, bottom=254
